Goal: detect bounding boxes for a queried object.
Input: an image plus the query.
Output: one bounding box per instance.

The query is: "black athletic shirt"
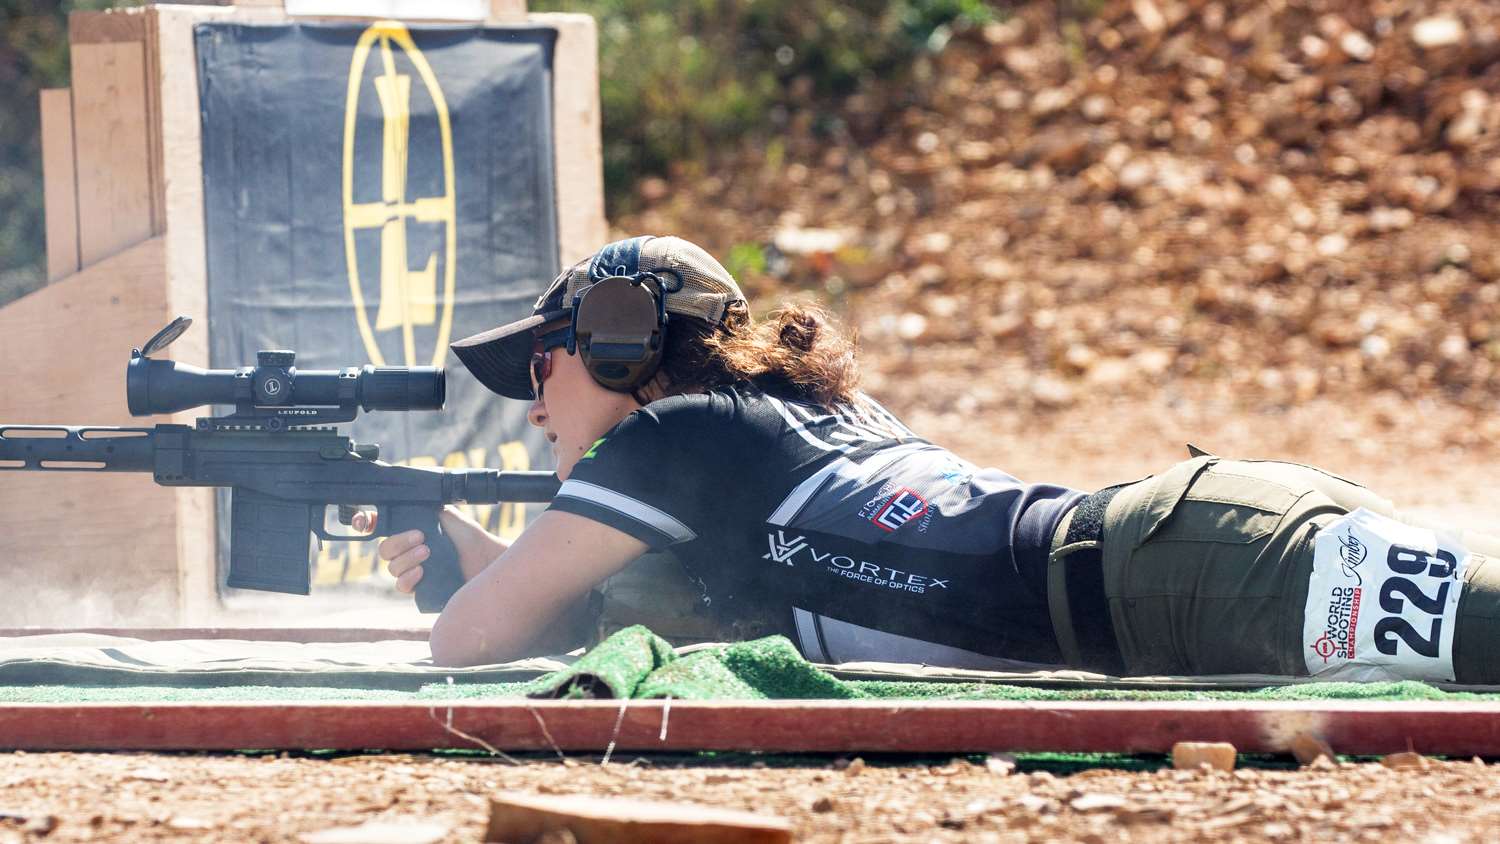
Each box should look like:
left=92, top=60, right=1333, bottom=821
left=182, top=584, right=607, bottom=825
left=547, top=384, right=1085, bottom=666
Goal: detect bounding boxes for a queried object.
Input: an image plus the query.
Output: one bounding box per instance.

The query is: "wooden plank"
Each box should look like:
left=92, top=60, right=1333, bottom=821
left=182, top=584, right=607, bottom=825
left=0, top=628, right=428, bottom=643
left=489, top=0, right=527, bottom=21
left=70, top=9, right=165, bottom=236
left=67, top=8, right=146, bottom=45
left=532, top=13, right=607, bottom=267
left=70, top=41, right=154, bottom=269
left=144, top=11, right=165, bottom=234
left=0, top=700, right=1498, bottom=755
left=487, top=793, right=791, bottom=844
left=152, top=4, right=242, bottom=624
left=39, top=89, right=80, bottom=282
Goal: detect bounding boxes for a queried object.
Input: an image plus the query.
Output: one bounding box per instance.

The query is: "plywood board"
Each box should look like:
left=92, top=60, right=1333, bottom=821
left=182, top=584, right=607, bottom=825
left=67, top=8, right=147, bottom=45
left=286, top=0, right=486, bottom=18
left=533, top=13, right=607, bottom=266
left=70, top=41, right=154, bottom=268
left=150, top=4, right=246, bottom=623
left=0, top=699, right=1498, bottom=755
left=490, top=0, right=527, bottom=21
left=0, top=237, right=182, bottom=627
left=0, top=628, right=428, bottom=642
left=39, top=89, right=79, bottom=282
left=71, top=8, right=165, bottom=235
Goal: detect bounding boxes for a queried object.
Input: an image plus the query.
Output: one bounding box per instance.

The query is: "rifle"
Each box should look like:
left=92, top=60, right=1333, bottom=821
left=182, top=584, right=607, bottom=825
left=0, top=317, right=559, bottom=613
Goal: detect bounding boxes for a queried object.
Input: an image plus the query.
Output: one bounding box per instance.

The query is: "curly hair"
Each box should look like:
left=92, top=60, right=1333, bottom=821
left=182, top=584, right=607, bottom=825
left=649, top=302, right=861, bottom=408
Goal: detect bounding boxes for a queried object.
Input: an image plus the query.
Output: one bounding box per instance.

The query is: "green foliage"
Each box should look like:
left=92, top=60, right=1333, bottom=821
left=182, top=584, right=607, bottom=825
left=724, top=241, right=767, bottom=279
left=531, top=0, right=994, bottom=205
left=0, top=1, right=992, bottom=301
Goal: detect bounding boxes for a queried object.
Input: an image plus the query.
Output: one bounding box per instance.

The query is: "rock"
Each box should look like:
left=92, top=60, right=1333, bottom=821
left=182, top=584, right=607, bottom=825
left=1070, top=793, right=1129, bottom=812
left=771, top=226, right=848, bottom=256
left=1412, top=17, right=1465, bottom=49
left=1030, top=376, right=1076, bottom=408
left=983, top=754, right=1017, bottom=776
left=1030, top=87, right=1075, bottom=118
left=895, top=313, right=929, bottom=340
left=1315, top=233, right=1349, bottom=257
left=1360, top=335, right=1391, bottom=360
left=1339, top=31, right=1375, bottom=62
left=126, top=766, right=171, bottom=783
left=810, top=796, right=836, bottom=813
left=1171, top=742, right=1237, bottom=772
left=1062, top=344, right=1097, bottom=374
left=1291, top=732, right=1336, bottom=766
left=22, top=814, right=58, bottom=835
left=1013, top=793, right=1054, bottom=814
left=1133, top=0, right=1166, bottom=34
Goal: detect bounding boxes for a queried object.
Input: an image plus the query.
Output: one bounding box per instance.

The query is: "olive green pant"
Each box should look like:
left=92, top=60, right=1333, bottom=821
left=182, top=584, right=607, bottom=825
left=1095, top=456, right=1500, bottom=681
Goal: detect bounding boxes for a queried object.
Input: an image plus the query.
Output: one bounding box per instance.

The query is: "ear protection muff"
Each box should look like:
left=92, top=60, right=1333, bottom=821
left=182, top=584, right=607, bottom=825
left=569, top=273, right=668, bottom=392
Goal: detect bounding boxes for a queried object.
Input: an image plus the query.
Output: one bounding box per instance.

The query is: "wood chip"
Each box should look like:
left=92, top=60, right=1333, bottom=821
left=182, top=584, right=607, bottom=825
left=486, top=792, right=792, bottom=844
left=1171, top=742, right=1237, bottom=772
left=1380, top=752, right=1430, bottom=771
left=1290, top=732, right=1336, bottom=766
left=299, top=820, right=451, bottom=844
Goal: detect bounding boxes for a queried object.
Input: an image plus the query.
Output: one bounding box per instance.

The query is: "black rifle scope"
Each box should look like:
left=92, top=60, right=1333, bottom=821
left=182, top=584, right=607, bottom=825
left=127, top=353, right=445, bottom=416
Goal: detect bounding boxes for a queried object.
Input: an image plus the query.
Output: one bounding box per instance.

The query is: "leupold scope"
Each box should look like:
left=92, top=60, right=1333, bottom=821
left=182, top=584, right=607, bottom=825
left=126, top=317, right=444, bottom=429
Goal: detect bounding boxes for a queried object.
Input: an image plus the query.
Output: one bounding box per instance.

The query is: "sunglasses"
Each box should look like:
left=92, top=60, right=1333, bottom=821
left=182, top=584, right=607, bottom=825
left=529, top=349, right=552, bottom=399
left=529, top=329, right=570, bottom=399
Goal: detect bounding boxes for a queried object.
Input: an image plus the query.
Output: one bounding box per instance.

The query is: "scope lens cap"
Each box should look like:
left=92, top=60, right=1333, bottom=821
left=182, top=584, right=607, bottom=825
left=139, top=316, right=193, bottom=358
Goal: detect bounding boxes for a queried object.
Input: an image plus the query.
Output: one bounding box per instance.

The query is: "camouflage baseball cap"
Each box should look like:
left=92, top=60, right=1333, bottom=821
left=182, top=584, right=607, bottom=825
left=451, top=235, right=746, bottom=400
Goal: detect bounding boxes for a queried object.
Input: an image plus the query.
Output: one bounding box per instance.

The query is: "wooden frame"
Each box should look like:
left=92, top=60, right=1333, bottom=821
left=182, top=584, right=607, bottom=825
left=0, top=627, right=429, bottom=642
left=1, top=699, right=1498, bottom=755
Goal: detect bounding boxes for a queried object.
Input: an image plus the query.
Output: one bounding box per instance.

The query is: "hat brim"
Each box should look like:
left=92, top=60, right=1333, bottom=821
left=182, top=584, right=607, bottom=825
left=450, top=309, right=568, bottom=400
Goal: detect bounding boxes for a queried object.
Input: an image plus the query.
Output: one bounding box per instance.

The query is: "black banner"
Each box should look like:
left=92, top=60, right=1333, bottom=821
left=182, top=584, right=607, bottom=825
left=196, top=22, right=559, bottom=599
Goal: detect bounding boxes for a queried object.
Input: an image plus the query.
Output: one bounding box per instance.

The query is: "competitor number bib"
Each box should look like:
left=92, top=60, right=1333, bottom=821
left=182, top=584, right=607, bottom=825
left=1303, top=508, right=1470, bottom=681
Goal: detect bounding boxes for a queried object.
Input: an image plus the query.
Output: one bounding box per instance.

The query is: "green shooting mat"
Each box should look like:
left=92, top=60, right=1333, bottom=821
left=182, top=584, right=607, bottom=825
left=2, top=627, right=1500, bottom=704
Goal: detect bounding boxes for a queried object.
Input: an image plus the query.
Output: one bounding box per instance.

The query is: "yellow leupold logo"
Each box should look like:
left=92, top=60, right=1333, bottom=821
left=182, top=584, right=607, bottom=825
left=342, top=21, right=456, bottom=367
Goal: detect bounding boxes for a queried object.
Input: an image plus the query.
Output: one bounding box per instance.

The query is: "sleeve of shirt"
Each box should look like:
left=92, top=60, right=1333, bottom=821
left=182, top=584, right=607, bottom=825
left=545, top=398, right=712, bottom=550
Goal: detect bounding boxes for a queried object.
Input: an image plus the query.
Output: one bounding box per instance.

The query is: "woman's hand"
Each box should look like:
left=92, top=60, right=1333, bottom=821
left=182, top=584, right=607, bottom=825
left=354, top=506, right=507, bottom=592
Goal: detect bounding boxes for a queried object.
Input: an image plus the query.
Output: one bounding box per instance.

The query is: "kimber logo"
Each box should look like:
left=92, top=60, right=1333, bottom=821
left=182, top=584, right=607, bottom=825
left=762, top=531, right=950, bottom=593
left=1337, top=528, right=1368, bottom=585
left=342, top=20, right=457, bottom=368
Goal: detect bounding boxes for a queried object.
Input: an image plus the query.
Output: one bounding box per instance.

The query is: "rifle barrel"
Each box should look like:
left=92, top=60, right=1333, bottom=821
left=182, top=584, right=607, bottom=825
left=444, top=468, right=560, bottom=503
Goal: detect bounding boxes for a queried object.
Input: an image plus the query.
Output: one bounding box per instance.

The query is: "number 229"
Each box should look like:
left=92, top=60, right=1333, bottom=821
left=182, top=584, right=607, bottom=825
left=1374, top=545, right=1458, bottom=659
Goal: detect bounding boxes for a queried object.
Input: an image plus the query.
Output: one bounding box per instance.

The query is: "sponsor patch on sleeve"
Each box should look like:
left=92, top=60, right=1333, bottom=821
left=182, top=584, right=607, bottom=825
left=1303, top=508, right=1469, bottom=682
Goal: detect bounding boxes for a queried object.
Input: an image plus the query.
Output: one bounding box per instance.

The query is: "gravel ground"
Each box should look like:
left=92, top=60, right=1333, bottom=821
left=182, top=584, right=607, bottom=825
left=0, top=750, right=1497, bottom=842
